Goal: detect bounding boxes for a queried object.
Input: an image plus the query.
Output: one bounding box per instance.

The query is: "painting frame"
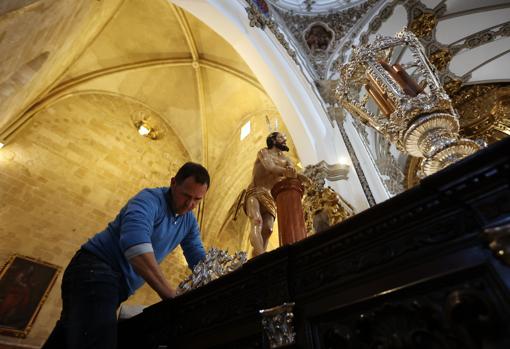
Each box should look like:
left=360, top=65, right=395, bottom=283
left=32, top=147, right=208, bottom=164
left=0, top=254, right=60, bottom=338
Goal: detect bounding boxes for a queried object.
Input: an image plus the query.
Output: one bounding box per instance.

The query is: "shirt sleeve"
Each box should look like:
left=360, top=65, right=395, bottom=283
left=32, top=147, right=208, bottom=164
left=180, top=215, right=206, bottom=269
left=119, top=189, right=160, bottom=257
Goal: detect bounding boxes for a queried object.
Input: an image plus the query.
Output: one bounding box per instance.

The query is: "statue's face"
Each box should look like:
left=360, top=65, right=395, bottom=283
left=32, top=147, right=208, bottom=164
left=274, top=133, right=289, bottom=151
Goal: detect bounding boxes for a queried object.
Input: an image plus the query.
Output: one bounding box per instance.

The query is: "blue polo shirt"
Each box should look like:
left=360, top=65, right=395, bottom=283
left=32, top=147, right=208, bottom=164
left=82, top=187, right=206, bottom=296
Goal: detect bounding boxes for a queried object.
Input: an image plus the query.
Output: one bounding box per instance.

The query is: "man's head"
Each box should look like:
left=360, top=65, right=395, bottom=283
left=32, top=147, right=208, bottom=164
left=170, top=162, right=210, bottom=215
left=266, top=132, right=289, bottom=152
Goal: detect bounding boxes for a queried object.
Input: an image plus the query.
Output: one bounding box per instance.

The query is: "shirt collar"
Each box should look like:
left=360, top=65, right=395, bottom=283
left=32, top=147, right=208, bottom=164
left=165, top=188, right=181, bottom=218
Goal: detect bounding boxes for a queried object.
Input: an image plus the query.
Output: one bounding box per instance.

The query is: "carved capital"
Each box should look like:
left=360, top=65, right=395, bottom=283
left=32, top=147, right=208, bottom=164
left=260, top=302, right=296, bottom=348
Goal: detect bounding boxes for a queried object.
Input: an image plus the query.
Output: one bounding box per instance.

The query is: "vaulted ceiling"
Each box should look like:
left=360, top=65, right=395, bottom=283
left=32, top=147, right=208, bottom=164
left=1, top=1, right=509, bottom=345
left=0, top=0, right=300, bottom=253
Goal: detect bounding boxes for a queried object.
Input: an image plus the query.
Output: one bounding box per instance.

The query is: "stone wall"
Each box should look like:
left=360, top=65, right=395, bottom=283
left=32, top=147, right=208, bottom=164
left=0, top=93, right=190, bottom=347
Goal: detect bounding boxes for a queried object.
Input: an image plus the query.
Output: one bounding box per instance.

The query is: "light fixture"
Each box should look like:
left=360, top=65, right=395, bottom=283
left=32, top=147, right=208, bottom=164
left=135, top=121, right=157, bottom=140
left=240, top=120, right=251, bottom=141
left=137, top=123, right=151, bottom=136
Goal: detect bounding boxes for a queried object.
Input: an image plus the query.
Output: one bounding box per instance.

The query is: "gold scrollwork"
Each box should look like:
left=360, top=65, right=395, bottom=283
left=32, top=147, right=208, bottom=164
left=429, top=48, right=452, bottom=72
left=444, top=78, right=463, bottom=97
left=409, top=13, right=437, bottom=39
left=302, top=184, right=354, bottom=234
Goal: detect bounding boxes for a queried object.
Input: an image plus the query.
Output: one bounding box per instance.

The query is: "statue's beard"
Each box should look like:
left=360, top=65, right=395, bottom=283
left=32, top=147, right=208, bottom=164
left=275, top=143, right=289, bottom=152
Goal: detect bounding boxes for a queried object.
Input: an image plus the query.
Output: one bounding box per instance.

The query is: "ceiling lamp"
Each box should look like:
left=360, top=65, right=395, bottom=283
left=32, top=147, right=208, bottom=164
left=135, top=121, right=158, bottom=140
left=336, top=28, right=480, bottom=176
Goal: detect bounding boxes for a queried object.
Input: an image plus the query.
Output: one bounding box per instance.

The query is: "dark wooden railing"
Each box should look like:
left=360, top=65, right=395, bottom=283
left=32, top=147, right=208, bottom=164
left=118, top=136, right=510, bottom=349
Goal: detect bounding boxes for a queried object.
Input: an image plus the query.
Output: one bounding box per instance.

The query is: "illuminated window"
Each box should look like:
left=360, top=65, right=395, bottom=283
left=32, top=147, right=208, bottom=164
left=240, top=121, right=251, bottom=141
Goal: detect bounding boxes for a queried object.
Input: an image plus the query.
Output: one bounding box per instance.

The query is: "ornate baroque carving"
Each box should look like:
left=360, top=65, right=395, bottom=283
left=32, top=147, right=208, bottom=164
left=260, top=302, right=296, bottom=348
left=337, top=29, right=480, bottom=175
left=374, top=135, right=406, bottom=195
left=291, top=182, right=491, bottom=293
left=271, top=0, right=378, bottom=78
left=483, top=222, right=510, bottom=265
left=338, top=122, right=376, bottom=207
left=450, top=21, right=510, bottom=55
left=428, top=47, right=452, bottom=72
left=302, top=161, right=354, bottom=234
left=319, top=282, right=502, bottom=348
left=453, top=84, right=510, bottom=141
left=406, top=83, right=510, bottom=189
left=175, top=257, right=290, bottom=332
left=177, top=248, right=247, bottom=294
left=244, top=0, right=298, bottom=66
left=409, top=12, right=437, bottom=39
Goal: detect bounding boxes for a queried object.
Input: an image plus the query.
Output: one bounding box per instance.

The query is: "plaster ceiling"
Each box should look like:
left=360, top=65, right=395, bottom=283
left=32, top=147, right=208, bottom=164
left=0, top=0, right=300, bottom=251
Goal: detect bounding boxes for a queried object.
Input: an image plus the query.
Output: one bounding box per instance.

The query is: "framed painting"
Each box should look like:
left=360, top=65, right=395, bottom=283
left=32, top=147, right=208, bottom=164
left=0, top=254, right=60, bottom=338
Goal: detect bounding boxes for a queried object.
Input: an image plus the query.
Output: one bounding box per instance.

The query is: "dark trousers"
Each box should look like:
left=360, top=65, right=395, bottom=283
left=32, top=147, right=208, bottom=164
left=42, top=249, right=128, bottom=349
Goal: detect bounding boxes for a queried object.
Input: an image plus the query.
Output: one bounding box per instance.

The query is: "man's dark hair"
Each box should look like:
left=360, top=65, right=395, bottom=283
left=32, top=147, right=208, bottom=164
left=266, top=132, right=280, bottom=149
left=174, top=162, right=210, bottom=187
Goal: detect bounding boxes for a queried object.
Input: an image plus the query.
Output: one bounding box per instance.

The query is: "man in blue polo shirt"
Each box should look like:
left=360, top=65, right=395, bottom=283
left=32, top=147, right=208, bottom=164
left=43, top=162, right=209, bottom=349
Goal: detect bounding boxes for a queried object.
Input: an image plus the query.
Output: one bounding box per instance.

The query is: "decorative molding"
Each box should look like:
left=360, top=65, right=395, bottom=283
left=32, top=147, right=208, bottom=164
left=352, top=116, right=370, bottom=144
left=304, top=160, right=350, bottom=182
left=409, top=12, right=437, bottom=39
left=174, top=257, right=291, bottom=332
left=272, top=0, right=378, bottom=78
left=428, top=47, right=452, bottom=72
left=245, top=0, right=299, bottom=67
left=293, top=211, right=473, bottom=294
left=351, top=118, right=406, bottom=196
left=337, top=121, right=376, bottom=207
left=318, top=281, right=501, bottom=348
left=302, top=161, right=355, bottom=234
left=450, top=21, right=510, bottom=56
left=268, top=0, right=366, bottom=14
left=374, top=134, right=405, bottom=195
left=291, top=144, right=510, bottom=295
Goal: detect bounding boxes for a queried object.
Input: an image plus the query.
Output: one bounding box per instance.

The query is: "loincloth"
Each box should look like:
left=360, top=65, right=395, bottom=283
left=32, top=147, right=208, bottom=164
left=244, top=186, right=276, bottom=218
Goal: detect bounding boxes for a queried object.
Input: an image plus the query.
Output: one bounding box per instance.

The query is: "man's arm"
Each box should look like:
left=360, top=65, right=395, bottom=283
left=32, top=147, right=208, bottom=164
left=119, top=190, right=176, bottom=299
left=128, top=252, right=176, bottom=300
left=181, top=217, right=206, bottom=269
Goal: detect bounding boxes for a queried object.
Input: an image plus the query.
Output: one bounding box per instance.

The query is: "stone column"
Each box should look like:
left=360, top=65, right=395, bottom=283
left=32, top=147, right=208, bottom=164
left=271, top=178, right=307, bottom=246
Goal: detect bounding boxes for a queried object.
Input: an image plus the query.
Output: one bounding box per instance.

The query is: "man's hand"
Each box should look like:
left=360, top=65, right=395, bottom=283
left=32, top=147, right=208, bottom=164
left=129, top=252, right=176, bottom=300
